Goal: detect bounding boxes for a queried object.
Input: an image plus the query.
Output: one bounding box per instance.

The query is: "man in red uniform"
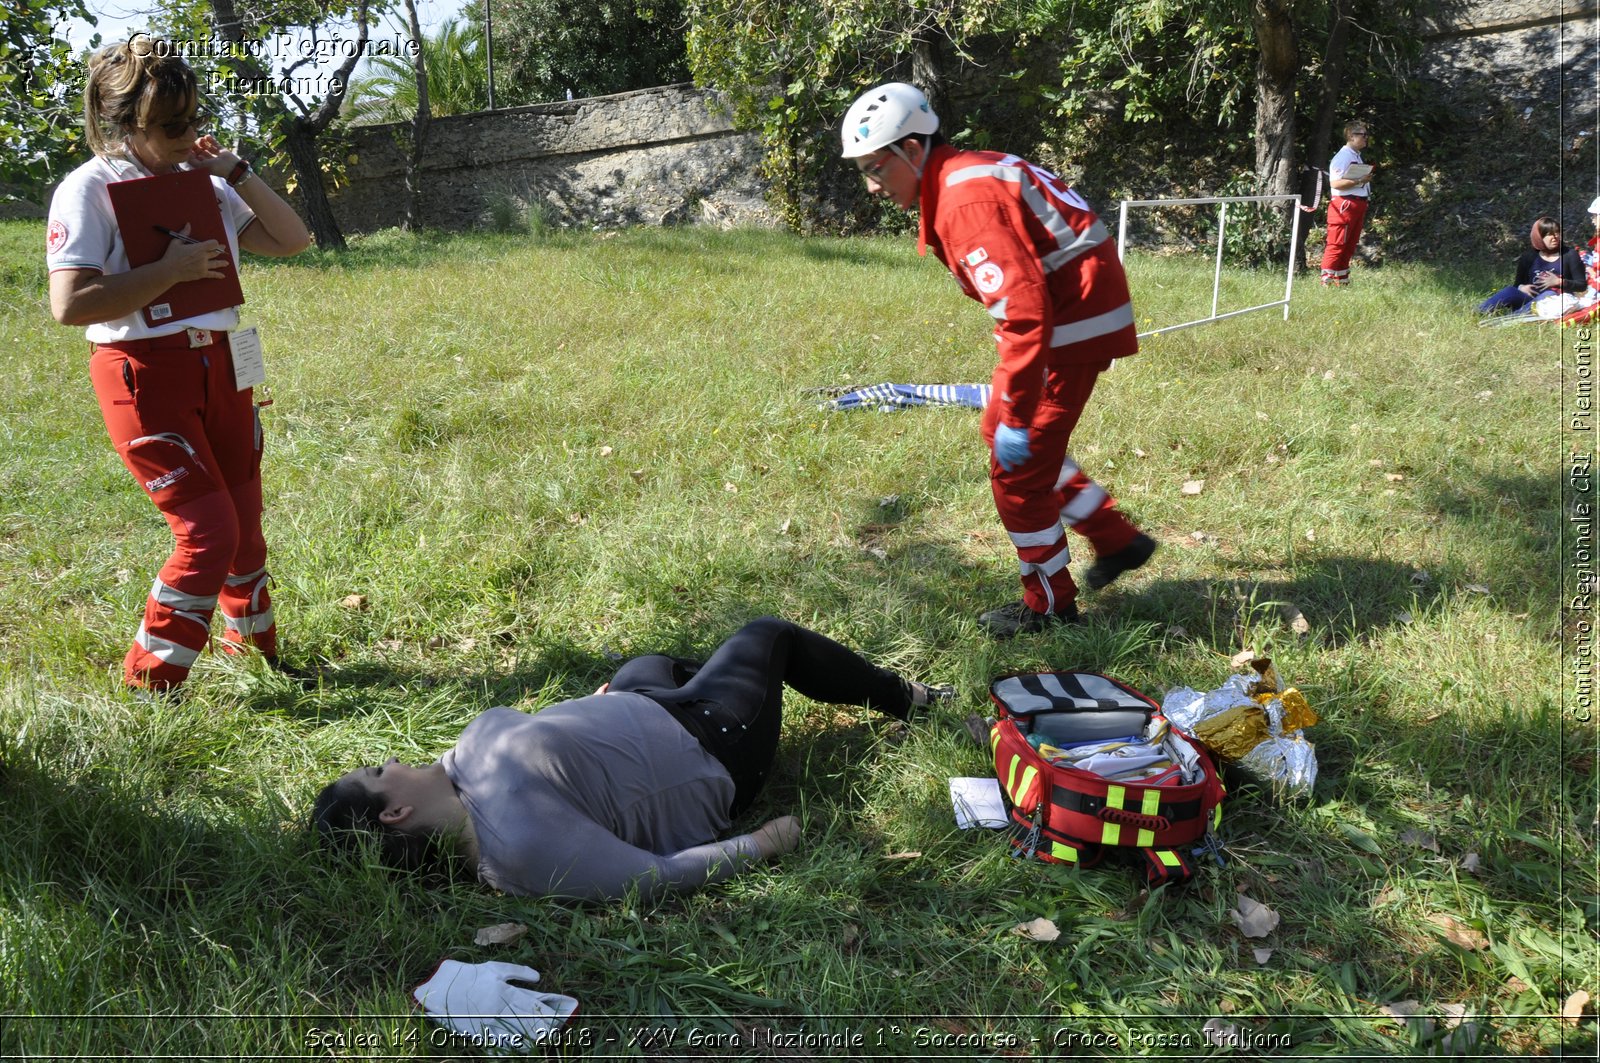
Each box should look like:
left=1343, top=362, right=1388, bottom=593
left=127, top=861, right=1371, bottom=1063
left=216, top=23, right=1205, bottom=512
left=840, top=83, right=1156, bottom=637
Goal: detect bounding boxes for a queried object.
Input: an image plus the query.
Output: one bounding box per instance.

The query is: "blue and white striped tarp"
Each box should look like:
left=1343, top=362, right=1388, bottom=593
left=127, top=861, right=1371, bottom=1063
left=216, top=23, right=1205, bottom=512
left=822, top=382, right=991, bottom=412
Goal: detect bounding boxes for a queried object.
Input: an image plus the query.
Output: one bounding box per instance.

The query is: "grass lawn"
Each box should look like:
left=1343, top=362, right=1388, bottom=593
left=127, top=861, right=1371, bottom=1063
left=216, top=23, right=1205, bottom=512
left=0, top=218, right=1593, bottom=1058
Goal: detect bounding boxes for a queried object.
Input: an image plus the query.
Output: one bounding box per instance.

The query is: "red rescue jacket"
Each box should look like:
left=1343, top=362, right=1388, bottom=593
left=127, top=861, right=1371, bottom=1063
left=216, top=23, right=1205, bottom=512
left=917, top=144, right=1138, bottom=429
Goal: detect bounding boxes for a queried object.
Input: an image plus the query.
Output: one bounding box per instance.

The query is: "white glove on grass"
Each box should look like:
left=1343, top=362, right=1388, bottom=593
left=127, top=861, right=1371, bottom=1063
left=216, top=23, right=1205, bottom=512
left=412, top=959, right=578, bottom=1054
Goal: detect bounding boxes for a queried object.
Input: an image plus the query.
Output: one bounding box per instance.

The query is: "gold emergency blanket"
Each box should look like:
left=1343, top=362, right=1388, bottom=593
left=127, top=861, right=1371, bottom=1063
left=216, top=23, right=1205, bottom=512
left=1161, top=658, right=1319, bottom=792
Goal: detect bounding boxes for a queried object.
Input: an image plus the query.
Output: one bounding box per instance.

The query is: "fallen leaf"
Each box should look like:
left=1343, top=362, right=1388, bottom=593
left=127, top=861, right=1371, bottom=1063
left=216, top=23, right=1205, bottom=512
left=1253, top=947, right=1274, bottom=965
left=1281, top=602, right=1310, bottom=635
left=778, top=518, right=792, bottom=535
left=1201, top=1018, right=1243, bottom=1047
left=1323, top=369, right=1337, bottom=381
left=878, top=494, right=899, bottom=507
left=376, top=639, right=402, bottom=652
left=340, top=594, right=368, bottom=611
left=1133, top=447, right=1148, bottom=458
left=1465, top=583, right=1490, bottom=595
left=1410, top=569, right=1431, bottom=585
left=474, top=922, right=528, bottom=946
left=1264, top=452, right=1279, bottom=464
left=1506, top=976, right=1531, bottom=994
left=1400, top=828, right=1441, bottom=853
left=1427, top=913, right=1488, bottom=950
left=1438, top=1003, right=1467, bottom=1027
left=1304, top=527, right=1316, bottom=542
left=1563, top=990, right=1591, bottom=1026
left=598, top=445, right=613, bottom=457
left=1230, top=648, right=1258, bottom=668
left=1369, top=458, right=1385, bottom=467
left=457, top=637, right=478, bottom=653
left=1011, top=917, right=1060, bottom=943
left=1476, top=390, right=1493, bottom=400
left=1386, top=472, right=1405, bottom=482
left=1181, top=479, right=1206, bottom=496
left=724, top=482, right=738, bottom=493
left=1461, top=852, right=1482, bottom=874
left=1395, top=610, right=1414, bottom=624
left=1230, top=894, right=1280, bottom=938
left=1381, top=1000, right=1423, bottom=1020
left=629, top=468, right=646, bottom=482
left=882, top=850, right=921, bottom=860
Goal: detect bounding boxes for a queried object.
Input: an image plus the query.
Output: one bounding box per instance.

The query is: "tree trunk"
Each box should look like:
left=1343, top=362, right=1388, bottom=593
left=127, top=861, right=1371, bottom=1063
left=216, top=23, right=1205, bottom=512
left=1297, top=0, right=1354, bottom=267
left=910, top=30, right=945, bottom=120
left=403, top=0, right=432, bottom=231
left=284, top=118, right=346, bottom=251
left=1251, top=0, right=1297, bottom=261
left=1252, top=0, right=1297, bottom=199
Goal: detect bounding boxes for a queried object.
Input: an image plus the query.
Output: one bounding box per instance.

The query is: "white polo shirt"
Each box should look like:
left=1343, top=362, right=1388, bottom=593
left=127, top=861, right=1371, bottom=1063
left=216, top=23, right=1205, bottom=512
left=46, top=152, right=255, bottom=344
left=1329, top=145, right=1370, bottom=199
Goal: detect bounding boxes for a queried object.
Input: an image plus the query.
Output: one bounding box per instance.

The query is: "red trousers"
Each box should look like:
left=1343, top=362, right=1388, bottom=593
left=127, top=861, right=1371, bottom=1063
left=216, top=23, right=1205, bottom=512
left=980, top=362, right=1140, bottom=614
left=90, top=331, right=274, bottom=690
left=1321, top=196, right=1368, bottom=282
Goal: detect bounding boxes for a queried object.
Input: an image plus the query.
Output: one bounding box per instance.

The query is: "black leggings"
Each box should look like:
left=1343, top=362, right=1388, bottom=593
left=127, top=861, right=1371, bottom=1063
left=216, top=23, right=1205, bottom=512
left=606, top=617, right=911, bottom=816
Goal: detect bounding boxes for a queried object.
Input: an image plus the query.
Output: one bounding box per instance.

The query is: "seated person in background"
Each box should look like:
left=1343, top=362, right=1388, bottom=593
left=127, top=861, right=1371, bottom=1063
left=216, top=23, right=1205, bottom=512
left=1478, top=216, right=1585, bottom=314
left=312, top=617, right=949, bottom=901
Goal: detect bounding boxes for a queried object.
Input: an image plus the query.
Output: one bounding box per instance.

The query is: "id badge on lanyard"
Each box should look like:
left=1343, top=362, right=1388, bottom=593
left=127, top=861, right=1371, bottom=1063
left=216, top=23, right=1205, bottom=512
left=228, top=325, right=267, bottom=390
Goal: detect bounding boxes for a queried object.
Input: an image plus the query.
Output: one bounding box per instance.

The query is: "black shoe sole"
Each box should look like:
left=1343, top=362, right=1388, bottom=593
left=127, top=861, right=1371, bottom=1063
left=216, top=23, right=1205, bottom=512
left=1086, top=533, right=1157, bottom=591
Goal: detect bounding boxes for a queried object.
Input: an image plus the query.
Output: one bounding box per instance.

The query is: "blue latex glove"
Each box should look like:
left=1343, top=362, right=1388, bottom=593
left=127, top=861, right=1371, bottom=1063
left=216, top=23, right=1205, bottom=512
left=993, top=424, right=1032, bottom=472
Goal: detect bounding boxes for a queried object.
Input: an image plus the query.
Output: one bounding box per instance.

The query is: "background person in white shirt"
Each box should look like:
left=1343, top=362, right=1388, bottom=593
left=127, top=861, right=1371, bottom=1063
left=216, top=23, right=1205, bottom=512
left=1321, top=121, right=1374, bottom=286
left=47, top=36, right=312, bottom=694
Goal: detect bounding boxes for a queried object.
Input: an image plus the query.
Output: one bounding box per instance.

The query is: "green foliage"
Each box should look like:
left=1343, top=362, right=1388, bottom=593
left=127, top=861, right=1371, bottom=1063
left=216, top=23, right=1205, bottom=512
left=684, top=0, right=1043, bottom=231
left=475, top=0, right=689, bottom=106
left=0, top=0, right=98, bottom=199
left=344, top=17, right=490, bottom=123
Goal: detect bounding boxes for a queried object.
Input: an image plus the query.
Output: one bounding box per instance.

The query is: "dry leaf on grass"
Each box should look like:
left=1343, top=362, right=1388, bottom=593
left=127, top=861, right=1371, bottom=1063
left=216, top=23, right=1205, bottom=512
left=1230, top=648, right=1259, bottom=668
left=1395, top=610, right=1415, bottom=624
left=1230, top=895, right=1280, bottom=938
left=339, top=594, right=368, bottom=610
left=1563, top=990, right=1592, bottom=1026
left=882, top=850, right=921, bottom=861
left=1381, top=1000, right=1423, bottom=1020
left=1400, top=828, right=1441, bottom=853
left=1253, top=947, right=1274, bottom=965
left=628, top=468, right=646, bottom=483
left=1201, top=1018, right=1243, bottom=1047
left=1386, top=472, right=1406, bottom=482
left=598, top=445, right=613, bottom=457
left=473, top=922, right=528, bottom=946
left=1010, top=917, right=1061, bottom=943
left=1427, top=913, right=1488, bottom=950
left=1465, top=583, right=1491, bottom=595
left=1181, top=479, right=1206, bottom=496
left=1281, top=602, right=1311, bottom=635
left=1460, top=852, right=1482, bottom=874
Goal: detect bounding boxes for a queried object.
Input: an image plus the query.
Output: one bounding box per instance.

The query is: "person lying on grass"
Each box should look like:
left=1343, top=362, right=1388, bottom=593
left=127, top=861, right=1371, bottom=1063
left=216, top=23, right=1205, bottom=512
left=312, top=616, right=950, bottom=901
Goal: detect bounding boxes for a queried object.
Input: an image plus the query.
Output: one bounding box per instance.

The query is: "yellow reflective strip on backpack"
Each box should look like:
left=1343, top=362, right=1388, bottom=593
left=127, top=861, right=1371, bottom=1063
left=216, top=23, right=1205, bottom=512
left=1214, top=804, right=1223, bottom=828
left=1005, top=755, right=1021, bottom=799
left=1141, top=789, right=1162, bottom=817
left=1136, top=828, right=1154, bottom=847
left=1050, top=841, right=1079, bottom=863
left=1017, top=765, right=1038, bottom=806
left=1158, top=850, right=1182, bottom=867
left=1101, top=784, right=1125, bottom=845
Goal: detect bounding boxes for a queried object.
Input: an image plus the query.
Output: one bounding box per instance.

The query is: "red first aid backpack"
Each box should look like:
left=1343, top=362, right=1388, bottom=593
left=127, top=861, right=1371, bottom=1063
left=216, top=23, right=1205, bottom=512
left=989, top=671, right=1225, bottom=887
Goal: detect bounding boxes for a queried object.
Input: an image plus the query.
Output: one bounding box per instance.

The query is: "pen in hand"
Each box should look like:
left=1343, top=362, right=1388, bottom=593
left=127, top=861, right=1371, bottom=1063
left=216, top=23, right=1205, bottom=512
left=154, top=224, right=201, bottom=244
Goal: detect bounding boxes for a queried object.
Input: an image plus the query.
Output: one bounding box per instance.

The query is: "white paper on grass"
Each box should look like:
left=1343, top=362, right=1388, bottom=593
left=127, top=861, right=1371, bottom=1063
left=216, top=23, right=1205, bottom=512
left=949, top=777, right=1008, bottom=829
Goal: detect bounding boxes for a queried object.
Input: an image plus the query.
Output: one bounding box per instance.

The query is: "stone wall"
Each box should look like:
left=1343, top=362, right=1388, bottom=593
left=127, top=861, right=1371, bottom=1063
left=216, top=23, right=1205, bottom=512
left=324, top=83, right=774, bottom=234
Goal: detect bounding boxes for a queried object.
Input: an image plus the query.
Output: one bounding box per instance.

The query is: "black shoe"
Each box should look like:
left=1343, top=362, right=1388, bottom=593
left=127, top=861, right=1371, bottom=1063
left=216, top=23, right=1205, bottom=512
left=978, top=599, right=1080, bottom=639
left=907, top=680, right=956, bottom=708
left=1085, top=532, right=1157, bottom=591
left=265, top=655, right=321, bottom=690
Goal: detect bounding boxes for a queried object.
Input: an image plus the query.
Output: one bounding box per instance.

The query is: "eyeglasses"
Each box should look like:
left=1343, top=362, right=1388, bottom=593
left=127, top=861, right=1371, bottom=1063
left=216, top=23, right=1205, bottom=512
left=155, top=110, right=208, bottom=138
left=857, top=152, right=896, bottom=183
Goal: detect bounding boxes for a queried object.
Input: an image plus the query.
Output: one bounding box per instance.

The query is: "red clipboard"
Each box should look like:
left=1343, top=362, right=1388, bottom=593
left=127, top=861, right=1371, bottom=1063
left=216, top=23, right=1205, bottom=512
left=107, top=168, right=245, bottom=328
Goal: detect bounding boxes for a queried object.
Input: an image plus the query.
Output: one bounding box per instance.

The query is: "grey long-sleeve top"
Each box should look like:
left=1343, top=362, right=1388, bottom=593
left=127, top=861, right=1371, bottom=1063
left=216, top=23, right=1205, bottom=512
left=438, top=696, right=762, bottom=901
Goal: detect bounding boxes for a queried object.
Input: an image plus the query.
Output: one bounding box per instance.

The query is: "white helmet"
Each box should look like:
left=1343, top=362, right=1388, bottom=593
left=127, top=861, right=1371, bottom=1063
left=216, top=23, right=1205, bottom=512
left=1589, top=195, right=1600, bottom=215
left=840, top=82, right=939, bottom=159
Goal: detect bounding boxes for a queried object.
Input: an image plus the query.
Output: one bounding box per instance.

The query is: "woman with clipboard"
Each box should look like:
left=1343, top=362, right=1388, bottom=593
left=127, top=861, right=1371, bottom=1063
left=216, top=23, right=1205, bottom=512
left=46, top=35, right=312, bottom=696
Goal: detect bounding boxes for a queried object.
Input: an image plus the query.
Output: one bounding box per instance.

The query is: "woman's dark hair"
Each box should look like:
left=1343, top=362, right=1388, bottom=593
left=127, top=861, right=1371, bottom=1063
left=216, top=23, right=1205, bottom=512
left=1533, top=216, right=1562, bottom=243
left=310, top=774, right=441, bottom=873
